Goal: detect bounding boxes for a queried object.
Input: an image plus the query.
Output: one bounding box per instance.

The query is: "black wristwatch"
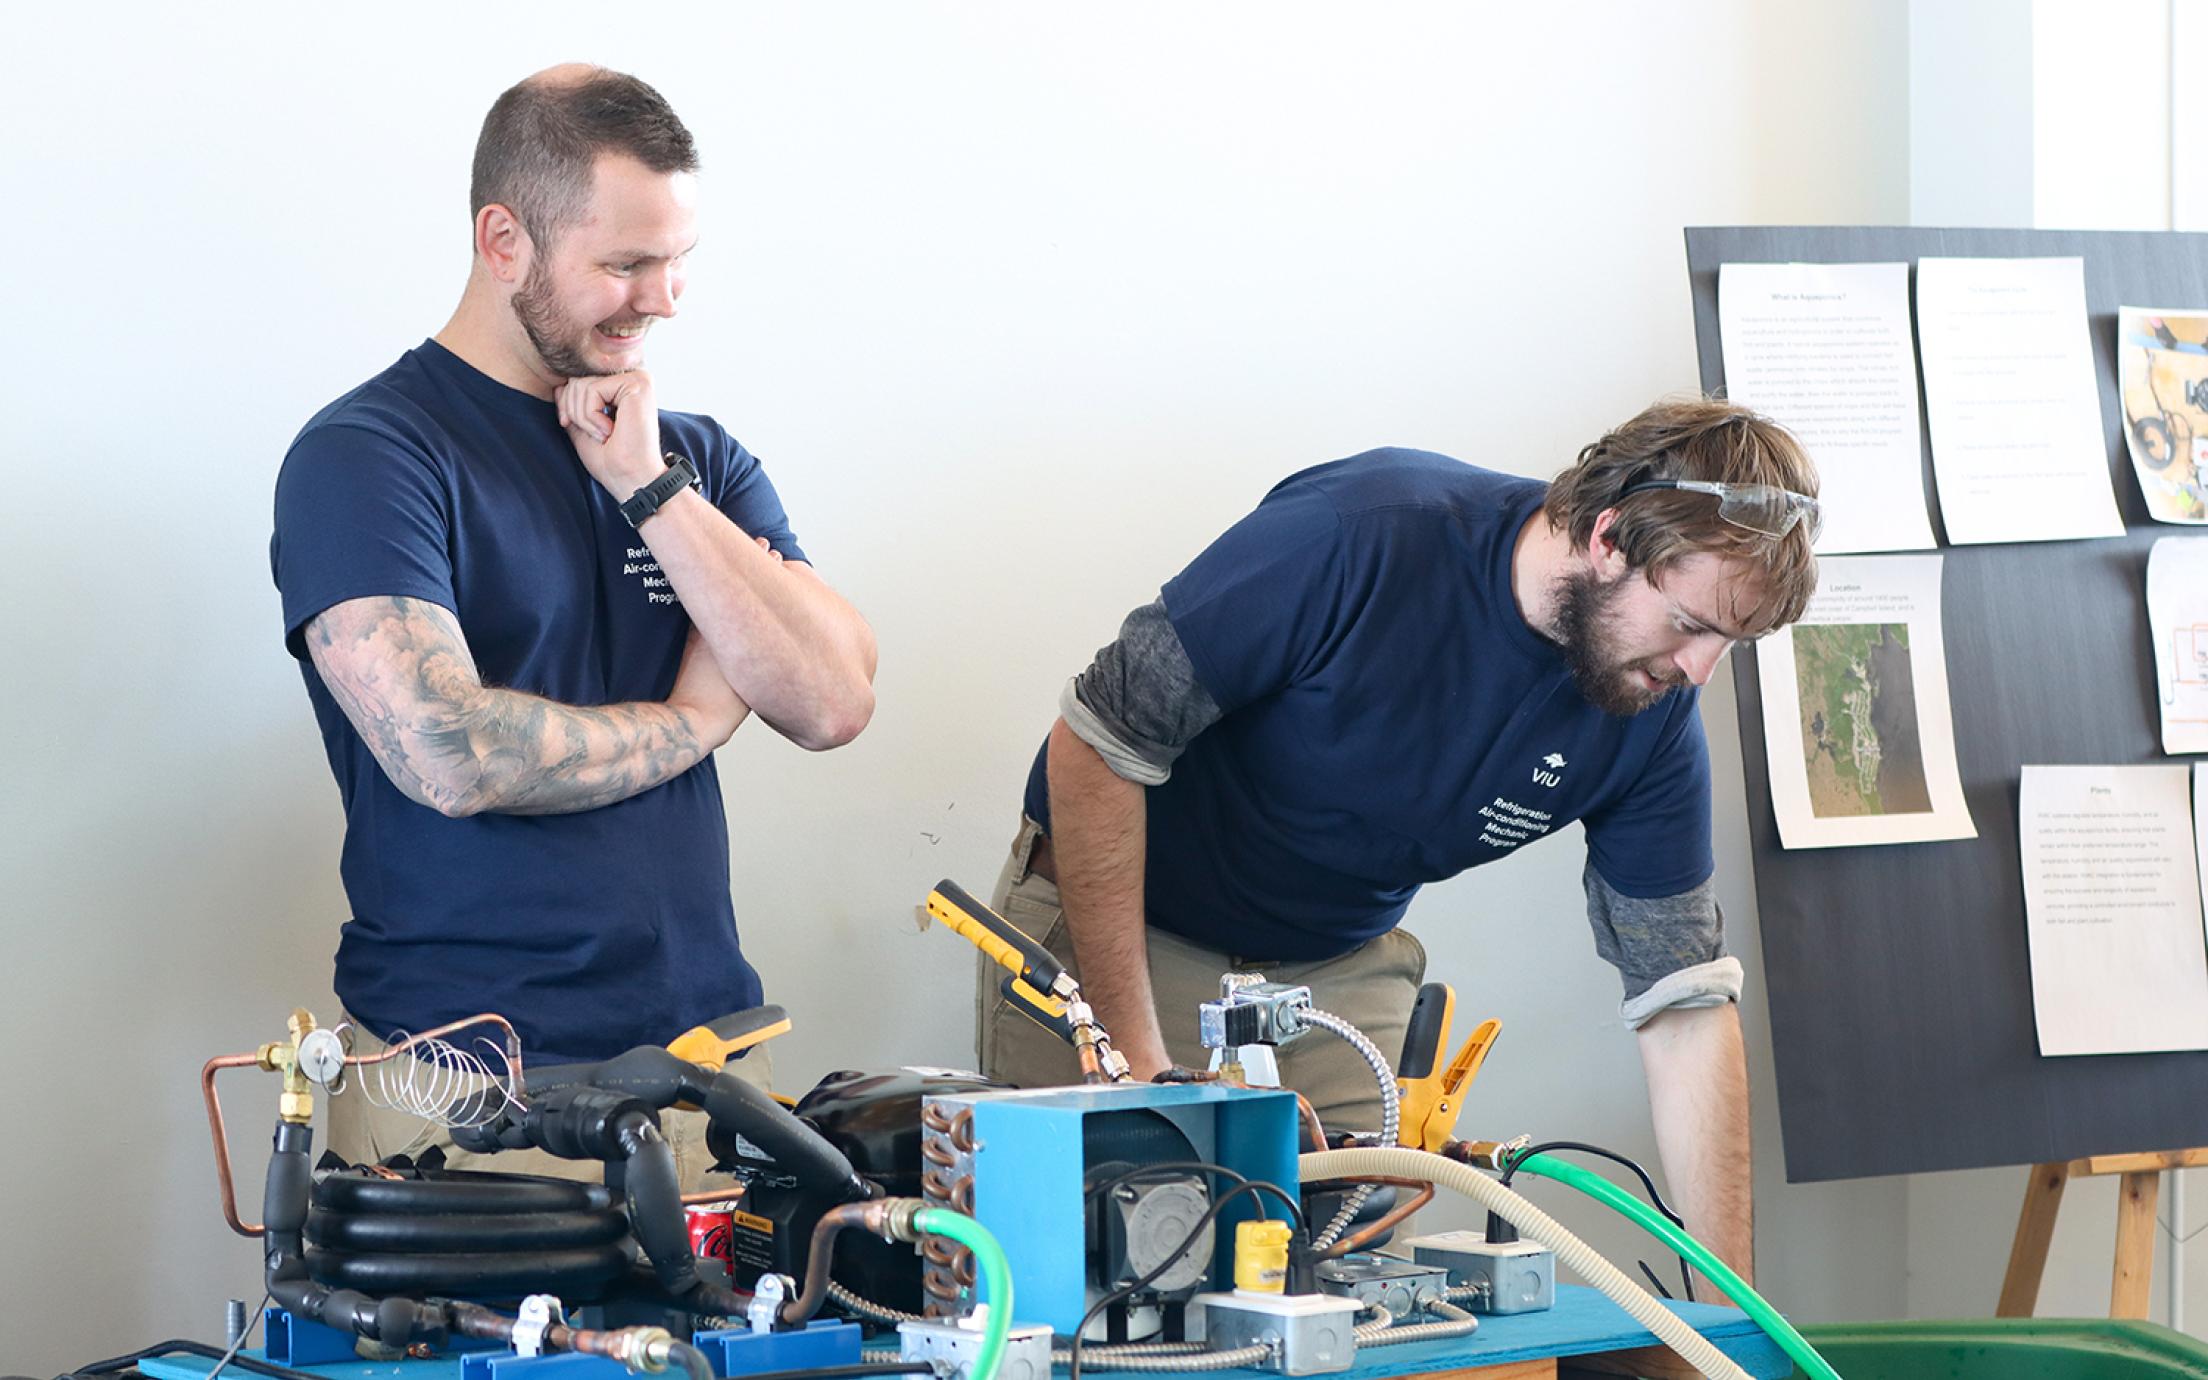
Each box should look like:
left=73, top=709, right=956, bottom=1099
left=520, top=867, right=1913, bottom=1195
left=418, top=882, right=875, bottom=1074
left=618, top=452, right=702, bottom=528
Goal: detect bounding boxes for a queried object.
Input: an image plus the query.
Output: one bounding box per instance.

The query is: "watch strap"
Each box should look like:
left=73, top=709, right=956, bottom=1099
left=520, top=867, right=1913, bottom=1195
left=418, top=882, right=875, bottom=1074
left=619, top=452, right=701, bottom=528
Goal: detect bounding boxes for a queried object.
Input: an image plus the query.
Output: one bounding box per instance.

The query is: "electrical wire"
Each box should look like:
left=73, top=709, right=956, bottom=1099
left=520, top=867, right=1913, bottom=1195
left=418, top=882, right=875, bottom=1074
left=1067, top=1179, right=1293, bottom=1380
left=1302, top=1147, right=1755, bottom=1380
left=1502, top=1139, right=1695, bottom=1302
left=701, top=1366, right=933, bottom=1380
left=1082, top=1160, right=1307, bottom=1234
left=1507, top=1151, right=1838, bottom=1380
left=53, top=1333, right=317, bottom=1380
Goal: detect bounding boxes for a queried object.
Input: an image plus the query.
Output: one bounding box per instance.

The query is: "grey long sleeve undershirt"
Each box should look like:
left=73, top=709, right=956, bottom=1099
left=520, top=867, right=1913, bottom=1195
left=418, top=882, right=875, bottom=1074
left=1060, top=598, right=1222, bottom=785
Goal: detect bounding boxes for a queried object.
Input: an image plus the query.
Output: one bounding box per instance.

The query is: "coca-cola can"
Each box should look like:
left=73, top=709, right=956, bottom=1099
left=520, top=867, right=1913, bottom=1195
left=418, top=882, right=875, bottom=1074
left=686, top=1200, right=738, bottom=1266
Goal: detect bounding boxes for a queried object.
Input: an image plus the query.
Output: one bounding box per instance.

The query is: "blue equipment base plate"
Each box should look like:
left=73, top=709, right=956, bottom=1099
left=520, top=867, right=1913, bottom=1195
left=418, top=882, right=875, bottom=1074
left=136, top=1285, right=1789, bottom=1379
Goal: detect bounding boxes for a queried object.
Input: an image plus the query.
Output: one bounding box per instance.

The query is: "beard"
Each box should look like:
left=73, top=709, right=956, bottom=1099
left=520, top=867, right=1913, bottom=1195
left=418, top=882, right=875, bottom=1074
left=511, top=256, right=620, bottom=379
left=1549, top=567, right=1688, bottom=717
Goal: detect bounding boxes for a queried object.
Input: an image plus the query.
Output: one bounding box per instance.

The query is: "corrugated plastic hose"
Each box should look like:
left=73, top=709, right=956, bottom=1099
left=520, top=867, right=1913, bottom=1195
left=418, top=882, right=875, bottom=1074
left=1300, top=1147, right=1754, bottom=1380
left=1512, top=1151, right=1841, bottom=1380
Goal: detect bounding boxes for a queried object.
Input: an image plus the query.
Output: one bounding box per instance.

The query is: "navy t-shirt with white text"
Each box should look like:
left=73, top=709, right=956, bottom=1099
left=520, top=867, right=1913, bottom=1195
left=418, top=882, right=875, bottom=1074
left=272, top=340, right=802, bottom=1064
left=1024, top=450, right=1713, bottom=960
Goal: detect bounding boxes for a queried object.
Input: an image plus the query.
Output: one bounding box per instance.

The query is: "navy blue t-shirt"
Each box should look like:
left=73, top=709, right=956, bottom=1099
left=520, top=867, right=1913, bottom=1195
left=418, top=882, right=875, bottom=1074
left=271, top=340, right=805, bottom=1064
left=1025, top=449, right=1713, bottom=961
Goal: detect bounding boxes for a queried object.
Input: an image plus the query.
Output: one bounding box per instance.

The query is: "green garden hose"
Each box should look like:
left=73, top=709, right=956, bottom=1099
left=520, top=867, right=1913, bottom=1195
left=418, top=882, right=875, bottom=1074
left=912, top=1207, right=1014, bottom=1380
left=1513, top=1151, right=1841, bottom=1380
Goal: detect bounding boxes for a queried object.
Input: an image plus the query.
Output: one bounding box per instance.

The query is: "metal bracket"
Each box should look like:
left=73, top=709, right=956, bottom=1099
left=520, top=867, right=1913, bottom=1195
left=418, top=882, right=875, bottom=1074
left=513, top=1294, right=567, bottom=1359
left=748, top=1272, right=792, bottom=1335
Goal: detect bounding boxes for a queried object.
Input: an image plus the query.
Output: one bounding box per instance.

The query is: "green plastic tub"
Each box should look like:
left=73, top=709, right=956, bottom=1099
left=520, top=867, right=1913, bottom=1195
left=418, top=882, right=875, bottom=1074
left=1783, top=1319, right=2208, bottom=1379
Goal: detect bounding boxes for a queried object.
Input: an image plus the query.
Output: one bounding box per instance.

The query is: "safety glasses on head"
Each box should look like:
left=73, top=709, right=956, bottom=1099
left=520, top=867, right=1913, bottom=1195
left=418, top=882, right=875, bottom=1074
left=1617, top=478, right=1822, bottom=539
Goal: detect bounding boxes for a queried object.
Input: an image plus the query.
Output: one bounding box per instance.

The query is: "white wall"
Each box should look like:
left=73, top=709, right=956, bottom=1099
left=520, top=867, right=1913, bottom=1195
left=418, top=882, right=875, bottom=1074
left=1911, top=0, right=2037, bottom=226
left=0, top=3, right=1911, bottom=1371
left=2033, top=0, right=2170, bottom=229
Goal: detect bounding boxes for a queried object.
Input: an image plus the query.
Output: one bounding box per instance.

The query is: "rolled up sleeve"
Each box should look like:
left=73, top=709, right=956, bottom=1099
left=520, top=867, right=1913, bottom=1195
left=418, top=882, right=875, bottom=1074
left=1582, top=861, right=1743, bottom=1029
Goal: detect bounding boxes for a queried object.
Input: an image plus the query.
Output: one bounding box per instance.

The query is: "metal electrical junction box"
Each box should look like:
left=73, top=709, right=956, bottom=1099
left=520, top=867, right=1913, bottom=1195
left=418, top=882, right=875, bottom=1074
left=1189, top=1290, right=1361, bottom=1375
left=899, top=1317, right=1054, bottom=1380
left=1405, top=1230, right=1555, bottom=1315
left=920, top=1081, right=1299, bottom=1336
left=1312, top=1254, right=1449, bottom=1320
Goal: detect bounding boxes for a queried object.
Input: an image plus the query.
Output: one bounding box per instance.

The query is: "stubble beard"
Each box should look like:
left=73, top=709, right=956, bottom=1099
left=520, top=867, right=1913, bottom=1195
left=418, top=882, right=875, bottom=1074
left=512, top=256, right=610, bottom=380
left=1549, top=567, right=1685, bottom=718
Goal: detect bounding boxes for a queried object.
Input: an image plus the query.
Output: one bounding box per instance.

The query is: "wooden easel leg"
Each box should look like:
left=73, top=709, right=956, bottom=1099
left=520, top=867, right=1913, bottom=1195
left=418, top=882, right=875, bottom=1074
left=2112, top=1169, right=2161, bottom=1320
left=1998, top=1161, right=2071, bottom=1317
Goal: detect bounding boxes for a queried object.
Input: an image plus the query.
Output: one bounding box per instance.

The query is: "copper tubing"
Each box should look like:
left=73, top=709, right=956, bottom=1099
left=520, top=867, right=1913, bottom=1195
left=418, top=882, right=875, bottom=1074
left=1309, top=1176, right=1438, bottom=1259
left=1074, top=1039, right=1104, bottom=1083
left=1295, top=1093, right=1328, bottom=1153
left=921, top=1235, right=970, bottom=1309
left=201, top=1012, right=523, bottom=1240
left=780, top=1200, right=892, bottom=1324
left=447, top=1301, right=675, bottom=1371
left=201, top=1052, right=269, bottom=1237
left=679, top=1186, right=747, bottom=1206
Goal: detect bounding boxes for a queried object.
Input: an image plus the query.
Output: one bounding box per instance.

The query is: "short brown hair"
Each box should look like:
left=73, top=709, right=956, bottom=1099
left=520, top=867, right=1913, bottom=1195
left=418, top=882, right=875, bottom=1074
left=470, top=67, right=698, bottom=251
left=1545, top=397, right=1820, bottom=634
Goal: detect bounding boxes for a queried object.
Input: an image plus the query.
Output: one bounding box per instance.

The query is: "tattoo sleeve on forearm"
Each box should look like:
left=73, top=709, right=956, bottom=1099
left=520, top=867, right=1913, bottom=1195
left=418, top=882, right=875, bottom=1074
left=305, top=596, right=707, bottom=816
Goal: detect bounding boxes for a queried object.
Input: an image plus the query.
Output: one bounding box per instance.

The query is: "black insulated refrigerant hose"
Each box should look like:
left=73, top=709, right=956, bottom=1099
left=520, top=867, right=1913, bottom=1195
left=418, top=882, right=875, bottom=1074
left=305, top=1166, right=632, bottom=1298
left=263, top=1121, right=451, bottom=1349
left=517, top=1046, right=872, bottom=1203
left=448, top=1082, right=754, bottom=1314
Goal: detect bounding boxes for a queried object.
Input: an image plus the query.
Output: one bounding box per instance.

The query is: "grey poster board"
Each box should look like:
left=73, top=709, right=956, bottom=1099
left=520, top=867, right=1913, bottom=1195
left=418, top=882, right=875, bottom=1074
left=1685, top=226, right=2208, bottom=1183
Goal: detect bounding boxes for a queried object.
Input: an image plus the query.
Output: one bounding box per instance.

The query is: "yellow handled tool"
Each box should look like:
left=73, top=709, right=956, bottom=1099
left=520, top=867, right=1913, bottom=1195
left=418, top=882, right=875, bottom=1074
left=926, top=879, right=1078, bottom=1003
left=1396, top=982, right=1501, bottom=1152
left=666, top=1004, right=794, bottom=1067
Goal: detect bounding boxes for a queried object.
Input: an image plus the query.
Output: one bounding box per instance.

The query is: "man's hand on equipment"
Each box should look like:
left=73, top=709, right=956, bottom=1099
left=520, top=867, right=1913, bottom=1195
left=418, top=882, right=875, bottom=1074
left=557, top=369, right=667, bottom=500
left=668, top=626, right=749, bottom=747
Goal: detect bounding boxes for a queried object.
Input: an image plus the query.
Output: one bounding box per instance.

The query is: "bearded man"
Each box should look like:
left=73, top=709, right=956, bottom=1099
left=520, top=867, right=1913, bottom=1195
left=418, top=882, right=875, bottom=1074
left=976, top=398, right=1818, bottom=1294
left=271, top=66, right=876, bottom=1180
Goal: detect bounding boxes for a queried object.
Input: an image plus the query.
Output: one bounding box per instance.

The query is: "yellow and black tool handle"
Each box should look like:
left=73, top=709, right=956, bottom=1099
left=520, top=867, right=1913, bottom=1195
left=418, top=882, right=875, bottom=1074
left=1398, top=982, right=1456, bottom=1082
left=927, top=879, right=1071, bottom=995
left=666, top=1005, right=794, bottom=1067
left=999, top=972, right=1076, bottom=1044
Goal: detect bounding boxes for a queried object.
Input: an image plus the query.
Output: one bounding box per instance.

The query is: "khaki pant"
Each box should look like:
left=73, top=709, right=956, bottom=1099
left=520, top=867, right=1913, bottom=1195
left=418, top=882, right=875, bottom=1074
left=325, top=1015, right=772, bottom=1194
left=974, top=819, right=1425, bottom=1134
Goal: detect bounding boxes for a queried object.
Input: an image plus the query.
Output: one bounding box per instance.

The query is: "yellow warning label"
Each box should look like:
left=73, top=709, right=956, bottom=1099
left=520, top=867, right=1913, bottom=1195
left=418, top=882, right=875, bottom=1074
left=731, top=1209, right=775, bottom=1235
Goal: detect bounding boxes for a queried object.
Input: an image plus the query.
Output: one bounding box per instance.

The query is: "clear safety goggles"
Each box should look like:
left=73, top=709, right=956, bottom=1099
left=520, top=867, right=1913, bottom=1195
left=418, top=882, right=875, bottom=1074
left=1618, top=478, right=1822, bottom=539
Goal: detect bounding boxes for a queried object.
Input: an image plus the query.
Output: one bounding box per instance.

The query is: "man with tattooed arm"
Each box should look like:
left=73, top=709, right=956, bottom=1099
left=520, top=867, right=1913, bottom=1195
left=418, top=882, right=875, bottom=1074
left=270, top=66, right=876, bottom=1179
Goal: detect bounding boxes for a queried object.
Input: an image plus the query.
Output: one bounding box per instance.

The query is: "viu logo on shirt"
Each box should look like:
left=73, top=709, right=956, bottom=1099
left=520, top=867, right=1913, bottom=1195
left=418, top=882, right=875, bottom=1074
left=1532, top=752, right=1567, bottom=788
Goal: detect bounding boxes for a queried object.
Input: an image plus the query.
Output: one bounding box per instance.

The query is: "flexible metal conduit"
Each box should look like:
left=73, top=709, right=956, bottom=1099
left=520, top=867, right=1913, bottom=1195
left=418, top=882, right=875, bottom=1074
left=1299, top=1007, right=1401, bottom=1250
